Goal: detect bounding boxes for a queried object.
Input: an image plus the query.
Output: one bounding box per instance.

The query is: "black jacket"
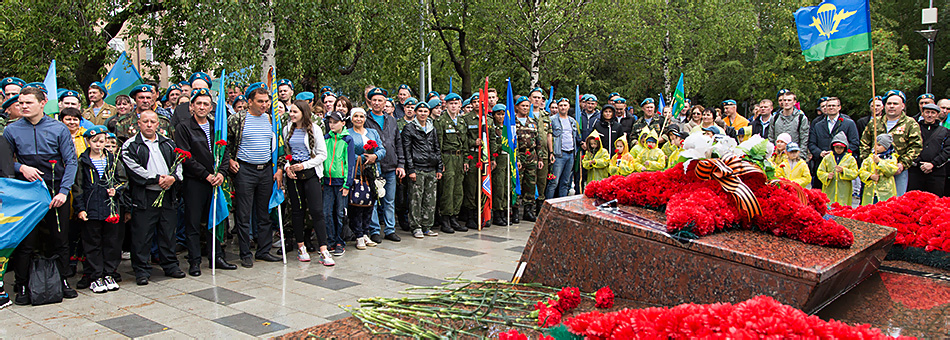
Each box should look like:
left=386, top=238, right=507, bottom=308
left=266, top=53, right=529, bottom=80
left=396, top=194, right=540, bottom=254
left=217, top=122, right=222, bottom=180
left=914, top=121, right=950, bottom=177
left=750, top=116, right=771, bottom=139
left=364, top=111, right=404, bottom=172
left=73, top=150, right=128, bottom=221
left=401, top=121, right=443, bottom=174
left=174, top=116, right=230, bottom=181
left=122, top=133, right=180, bottom=208
left=593, top=117, right=623, bottom=155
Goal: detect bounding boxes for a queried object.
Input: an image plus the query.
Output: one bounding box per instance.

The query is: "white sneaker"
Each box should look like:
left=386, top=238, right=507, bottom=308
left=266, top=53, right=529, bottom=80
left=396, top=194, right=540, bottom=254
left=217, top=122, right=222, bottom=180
left=103, top=276, right=120, bottom=291
left=121, top=252, right=131, bottom=260
left=363, top=235, right=378, bottom=247
left=320, top=251, right=335, bottom=266
left=298, top=247, right=311, bottom=262
left=356, top=237, right=367, bottom=250
left=413, top=229, right=424, bottom=239
left=91, top=278, right=108, bottom=294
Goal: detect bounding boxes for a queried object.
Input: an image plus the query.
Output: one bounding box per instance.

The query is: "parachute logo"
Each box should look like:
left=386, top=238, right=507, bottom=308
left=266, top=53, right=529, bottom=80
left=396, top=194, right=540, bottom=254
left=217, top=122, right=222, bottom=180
left=809, top=3, right=856, bottom=38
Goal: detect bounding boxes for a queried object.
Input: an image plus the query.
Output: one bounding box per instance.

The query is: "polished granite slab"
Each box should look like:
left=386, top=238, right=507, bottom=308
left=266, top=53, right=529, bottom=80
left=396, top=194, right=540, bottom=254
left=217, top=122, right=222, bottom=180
left=515, top=195, right=896, bottom=314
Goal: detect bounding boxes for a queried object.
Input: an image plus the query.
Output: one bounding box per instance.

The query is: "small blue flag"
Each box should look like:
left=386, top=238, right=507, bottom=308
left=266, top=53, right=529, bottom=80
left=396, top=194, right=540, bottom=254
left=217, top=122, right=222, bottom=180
left=102, top=52, right=145, bottom=105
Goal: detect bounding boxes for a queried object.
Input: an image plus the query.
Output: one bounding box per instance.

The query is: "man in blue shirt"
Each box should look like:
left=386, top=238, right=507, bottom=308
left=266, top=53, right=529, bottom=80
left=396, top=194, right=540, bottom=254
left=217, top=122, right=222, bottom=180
left=4, top=87, right=79, bottom=304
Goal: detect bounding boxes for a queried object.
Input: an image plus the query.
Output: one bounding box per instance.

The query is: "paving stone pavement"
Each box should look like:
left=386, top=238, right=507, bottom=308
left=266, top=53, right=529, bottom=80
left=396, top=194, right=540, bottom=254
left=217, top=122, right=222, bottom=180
left=0, top=222, right=534, bottom=338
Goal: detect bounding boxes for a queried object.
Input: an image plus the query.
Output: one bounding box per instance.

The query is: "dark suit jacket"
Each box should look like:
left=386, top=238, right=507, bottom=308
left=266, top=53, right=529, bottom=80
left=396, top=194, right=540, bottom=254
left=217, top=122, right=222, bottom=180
left=808, top=114, right=859, bottom=158
left=173, top=115, right=231, bottom=181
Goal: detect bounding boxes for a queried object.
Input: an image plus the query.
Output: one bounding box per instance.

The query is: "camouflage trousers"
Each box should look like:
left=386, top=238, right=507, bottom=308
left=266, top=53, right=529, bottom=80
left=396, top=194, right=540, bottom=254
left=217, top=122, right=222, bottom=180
left=410, top=170, right=438, bottom=229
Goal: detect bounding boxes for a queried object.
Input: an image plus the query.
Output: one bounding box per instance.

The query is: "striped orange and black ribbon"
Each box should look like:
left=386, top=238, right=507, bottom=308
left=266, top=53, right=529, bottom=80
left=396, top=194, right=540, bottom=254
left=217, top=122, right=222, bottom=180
left=694, top=156, right=763, bottom=222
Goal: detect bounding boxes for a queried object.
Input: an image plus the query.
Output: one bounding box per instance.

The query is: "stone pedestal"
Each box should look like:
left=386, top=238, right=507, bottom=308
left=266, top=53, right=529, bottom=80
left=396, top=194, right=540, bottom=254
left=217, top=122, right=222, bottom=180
left=515, top=196, right=896, bottom=314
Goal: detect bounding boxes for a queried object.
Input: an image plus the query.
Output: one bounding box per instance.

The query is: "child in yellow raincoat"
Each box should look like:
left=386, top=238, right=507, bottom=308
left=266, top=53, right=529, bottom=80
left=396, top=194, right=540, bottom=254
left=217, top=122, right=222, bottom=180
left=817, top=132, right=858, bottom=205
left=634, top=130, right=667, bottom=172
left=666, top=130, right=688, bottom=169
left=859, top=134, right=899, bottom=205
left=608, top=135, right=637, bottom=176
left=776, top=142, right=811, bottom=188
left=582, top=130, right=610, bottom=182
left=628, top=127, right=648, bottom=161
left=770, top=132, right=790, bottom=167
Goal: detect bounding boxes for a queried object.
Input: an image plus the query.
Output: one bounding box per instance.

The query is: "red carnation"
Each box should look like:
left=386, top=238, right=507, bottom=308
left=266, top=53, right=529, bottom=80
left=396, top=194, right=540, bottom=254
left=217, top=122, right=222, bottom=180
left=595, top=286, right=615, bottom=308
left=215, top=140, right=227, bottom=146
left=285, top=155, right=293, bottom=161
left=537, top=304, right=562, bottom=328
left=476, top=161, right=483, bottom=168
left=616, top=148, right=622, bottom=154
left=49, top=160, right=57, bottom=164
left=557, top=287, right=581, bottom=312
left=547, top=173, right=556, bottom=180
left=779, top=163, right=786, bottom=168
left=497, top=329, right=528, bottom=340
left=526, top=150, right=532, bottom=156
left=466, top=155, right=474, bottom=160
left=492, top=153, right=499, bottom=157
left=364, top=140, right=378, bottom=151
left=105, top=214, right=120, bottom=224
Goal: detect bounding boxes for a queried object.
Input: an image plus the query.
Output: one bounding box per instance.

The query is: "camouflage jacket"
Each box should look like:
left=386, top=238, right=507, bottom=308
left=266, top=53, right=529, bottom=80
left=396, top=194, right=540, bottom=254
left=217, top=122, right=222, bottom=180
left=112, top=112, right=173, bottom=145
left=515, top=116, right=546, bottom=163
left=859, top=113, right=923, bottom=169
left=82, top=103, right=117, bottom=126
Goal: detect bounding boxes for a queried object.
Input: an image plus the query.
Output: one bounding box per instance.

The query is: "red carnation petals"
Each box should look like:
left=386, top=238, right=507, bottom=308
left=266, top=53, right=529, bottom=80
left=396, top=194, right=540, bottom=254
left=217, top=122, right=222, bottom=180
left=285, top=155, right=293, bottom=161
left=595, top=286, right=615, bottom=308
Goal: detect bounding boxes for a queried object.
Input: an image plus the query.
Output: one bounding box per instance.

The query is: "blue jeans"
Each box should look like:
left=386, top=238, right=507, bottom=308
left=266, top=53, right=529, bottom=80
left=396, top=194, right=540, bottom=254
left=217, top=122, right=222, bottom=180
left=895, top=169, right=908, bottom=196
left=323, top=183, right=347, bottom=247
left=370, top=170, right=397, bottom=236
left=546, top=152, right=575, bottom=199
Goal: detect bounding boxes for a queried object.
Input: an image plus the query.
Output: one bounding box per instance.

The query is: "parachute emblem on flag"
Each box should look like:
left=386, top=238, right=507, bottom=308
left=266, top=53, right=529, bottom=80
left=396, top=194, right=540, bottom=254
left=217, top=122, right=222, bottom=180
left=809, top=4, right=856, bottom=38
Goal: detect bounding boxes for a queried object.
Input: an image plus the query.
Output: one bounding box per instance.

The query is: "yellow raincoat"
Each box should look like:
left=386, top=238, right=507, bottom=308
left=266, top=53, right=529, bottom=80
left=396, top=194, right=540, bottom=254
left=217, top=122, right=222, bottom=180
left=859, top=152, right=899, bottom=205
left=776, top=159, right=811, bottom=188
left=817, top=152, right=858, bottom=206
left=633, top=129, right=666, bottom=172
left=582, top=131, right=610, bottom=182
left=608, top=138, right=637, bottom=176
left=666, top=144, right=684, bottom=169
left=769, top=152, right=787, bottom=169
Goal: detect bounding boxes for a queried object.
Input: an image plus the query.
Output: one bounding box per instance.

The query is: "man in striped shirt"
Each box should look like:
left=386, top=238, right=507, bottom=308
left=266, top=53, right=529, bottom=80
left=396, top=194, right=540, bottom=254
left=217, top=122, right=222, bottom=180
left=226, top=84, right=284, bottom=267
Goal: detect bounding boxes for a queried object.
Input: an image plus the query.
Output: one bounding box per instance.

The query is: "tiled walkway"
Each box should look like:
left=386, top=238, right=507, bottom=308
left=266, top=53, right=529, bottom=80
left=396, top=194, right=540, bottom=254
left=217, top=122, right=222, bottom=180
left=0, top=223, right=533, bottom=338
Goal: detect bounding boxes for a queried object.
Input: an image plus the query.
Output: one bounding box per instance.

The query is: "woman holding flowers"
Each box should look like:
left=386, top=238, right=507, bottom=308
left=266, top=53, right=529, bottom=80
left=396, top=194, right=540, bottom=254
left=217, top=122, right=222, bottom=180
left=346, top=107, right=386, bottom=250
left=73, top=125, right=126, bottom=293
left=283, top=101, right=331, bottom=265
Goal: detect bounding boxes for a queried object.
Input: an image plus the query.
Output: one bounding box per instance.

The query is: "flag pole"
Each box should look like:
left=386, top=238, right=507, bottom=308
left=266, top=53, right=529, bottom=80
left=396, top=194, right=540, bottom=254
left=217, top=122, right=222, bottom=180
left=278, top=206, right=286, bottom=264
left=507, top=159, right=511, bottom=227
left=870, top=49, right=878, bottom=144
left=211, top=194, right=217, bottom=276
left=477, top=88, right=483, bottom=232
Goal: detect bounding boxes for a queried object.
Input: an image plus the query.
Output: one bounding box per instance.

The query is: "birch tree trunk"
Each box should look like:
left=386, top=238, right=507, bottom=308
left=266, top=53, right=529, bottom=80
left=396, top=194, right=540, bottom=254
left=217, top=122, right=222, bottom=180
left=260, top=1, right=276, bottom=83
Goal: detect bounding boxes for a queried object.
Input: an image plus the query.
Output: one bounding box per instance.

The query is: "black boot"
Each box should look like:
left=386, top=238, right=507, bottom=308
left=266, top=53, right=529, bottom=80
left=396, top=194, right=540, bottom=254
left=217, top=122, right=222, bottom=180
left=451, top=215, right=468, bottom=232
left=523, top=204, right=537, bottom=222
left=462, top=209, right=478, bottom=230
left=493, top=211, right=508, bottom=226
left=14, top=284, right=30, bottom=305
left=440, top=216, right=456, bottom=234
left=511, top=206, right=521, bottom=224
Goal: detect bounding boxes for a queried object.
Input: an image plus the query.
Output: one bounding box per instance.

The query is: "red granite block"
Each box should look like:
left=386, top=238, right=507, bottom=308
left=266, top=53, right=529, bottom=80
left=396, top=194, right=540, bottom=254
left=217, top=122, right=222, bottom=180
left=515, top=195, right=896, bottom=314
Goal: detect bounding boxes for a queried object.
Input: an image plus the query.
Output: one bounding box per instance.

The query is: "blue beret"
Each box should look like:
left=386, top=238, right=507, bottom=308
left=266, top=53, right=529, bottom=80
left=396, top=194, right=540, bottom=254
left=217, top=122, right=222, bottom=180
left=295, top=91, right=315, bottom=101
left=884, top=89, right=905, bottom=103
left=777, top=89, right=791, bottom=98
left=404, top=97, right=418, bottom=106
left=721, top=99, right=737, bottom=106
left=190, top=88, right=212, bottom=100
left=414, top=102, right=429, bottom=111
left=917, top=93, right=935, bottom=102
left=426, top=91, right=440, bottom=101
left=556, top=98, right=569, bottom=104
left=818, top=96, right=830, bottom=105
left=244, top=82, right=267, bottom=98
left=58, top=90, right=81, bottom=101
left=427, top=98, right=442, bottom=109
left=89, top=81, right=109, bottom=97
left=367, top=87, right=388, bottom=99
left=685, top=98, right=691, bottom=104
left=444, top=93, right=462, bottom=102
left=2, top=94, right=18, bottom=110
left=1, top=77, right=25, bottom=89
left=277, top=79, right=293, bottom=90
left=232, top=95, right=247, bottom=106
left=867, top=96, right=883, bottom=106
left=320, top=91, right=336, bottom=100
left=188, top=72, right=212, bottom=86
left=609, top=92, right=620, bottom=98
left=584, top=94, right=598, bottom=102
left=614, top=97, right=627, bottom=104
left=129, top=84, right=154, bottom=98
left=514, top=96, right=529, bottom=106
left=162, top=84, right=182, bottom=102
left=492, top=104, right=507, bottom=112
left=24, top=82, right=47, bottom=93
left=398, top=84, right=412, bottom=94
left=462, top=98, right=471, bottom=107
left=82, top=125, right=109, bottom=138
left=529, top=87, right=544, bottom=96
left=177, top=81, right=191, bottom=88
left=640, top=98, right=655, bottom=106
left=106, top=132, right=116, bottom=139
left=702, top=126, right=722, bottom=135
left=320, top=86, right=334, bottom=94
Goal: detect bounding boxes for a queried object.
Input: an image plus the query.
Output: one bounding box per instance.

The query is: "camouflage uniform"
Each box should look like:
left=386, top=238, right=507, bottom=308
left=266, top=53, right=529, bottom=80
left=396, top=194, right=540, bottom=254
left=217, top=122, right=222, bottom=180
left=0, top=116, right=7, bottom=135
left=534, top=111, right=552, bottom=214
left=410, top=170, right=438, bottom=231
left=859, top=113, right=923, bottom=170
left=82, top=103, right=117, bottom=126
left=436, top=113, right=468, bottom=221
left=629, top=116, right=663, bottom=146
left=515, top=115, right=546, bottom=218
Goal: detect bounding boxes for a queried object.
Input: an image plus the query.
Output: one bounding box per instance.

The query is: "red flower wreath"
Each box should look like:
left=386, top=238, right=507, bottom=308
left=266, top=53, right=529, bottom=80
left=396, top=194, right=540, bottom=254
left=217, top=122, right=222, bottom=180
left=832, top=191, right=950, bottom=252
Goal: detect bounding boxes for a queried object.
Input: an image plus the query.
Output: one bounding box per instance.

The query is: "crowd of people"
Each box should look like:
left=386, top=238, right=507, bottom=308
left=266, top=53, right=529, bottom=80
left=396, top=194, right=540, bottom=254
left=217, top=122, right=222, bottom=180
left=1, top=72, right=949, bottom=310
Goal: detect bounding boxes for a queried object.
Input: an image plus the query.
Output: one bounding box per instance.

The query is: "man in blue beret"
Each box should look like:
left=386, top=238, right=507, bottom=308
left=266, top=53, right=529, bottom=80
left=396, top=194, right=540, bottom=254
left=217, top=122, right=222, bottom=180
left=295, top=91, right=314, bottom=104
left=276, top=79, right=294, bottom=108
left=488, top=104, right=513, bottom=225
left=83, top=82, right=116, bottom=126
left=58, top=90, right=82, bottom=112
left=0, top=94, right=20, bottom=133
left=427, top=97, right=443, bottom=119
left=365, top=87, right=404, bottom=243
left=393, top=84, right=412, bottom=120
left=116, top=85, right=173, bottom=138
left=629, top=98, right=663, bottom=146
left=435, top=92, right=470, bottom=233
left=527, top=87, right=553, bottom=218
left=1, top=77, right=25, bottom=102
left=915, top=93, right=936, bottom=121
left=397, top=97, right=418, bottom=132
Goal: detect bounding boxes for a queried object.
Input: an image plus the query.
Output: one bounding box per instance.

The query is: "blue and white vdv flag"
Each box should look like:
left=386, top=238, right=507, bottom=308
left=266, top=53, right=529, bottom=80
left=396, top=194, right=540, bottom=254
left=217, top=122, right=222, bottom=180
left=0, top=178, right=52, bottom=275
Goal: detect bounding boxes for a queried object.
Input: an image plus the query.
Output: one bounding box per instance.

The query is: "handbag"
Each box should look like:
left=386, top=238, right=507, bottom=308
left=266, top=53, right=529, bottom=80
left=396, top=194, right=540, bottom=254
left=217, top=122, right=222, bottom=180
left=348, top=156, right=376, bottom=207
left=29, top=255, right=63, bottom=306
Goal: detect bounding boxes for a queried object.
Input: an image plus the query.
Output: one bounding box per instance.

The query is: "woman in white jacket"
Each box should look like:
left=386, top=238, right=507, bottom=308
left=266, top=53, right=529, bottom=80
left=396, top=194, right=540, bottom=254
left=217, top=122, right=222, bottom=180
left=283, top=100, right=332, bottom=265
